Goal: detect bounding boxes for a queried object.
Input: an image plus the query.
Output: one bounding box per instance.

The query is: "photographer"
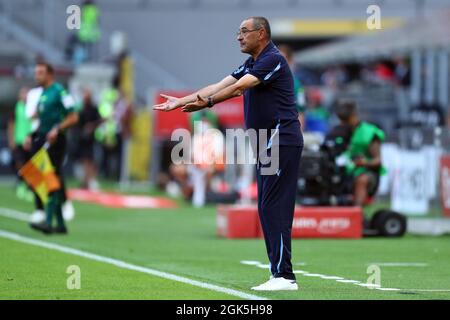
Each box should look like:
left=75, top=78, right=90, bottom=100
left=335, top=100, right=385, bottom=206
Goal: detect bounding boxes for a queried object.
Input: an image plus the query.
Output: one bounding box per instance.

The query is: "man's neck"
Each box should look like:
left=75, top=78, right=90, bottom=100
left=251, top=40, right=270, bottom=60
left=43, top=80, right=54, bottom=89
left=350, top=119, right=361, bottom=129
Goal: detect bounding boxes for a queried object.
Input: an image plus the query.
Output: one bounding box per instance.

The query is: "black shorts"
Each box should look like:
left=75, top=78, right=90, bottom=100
left=76, top=139, right=95, bottom=161
left=32, top=133, right=66, bottom=177
left=354, top=170, right=380, bottom=197
left=366, top=170, right=380, bottom=197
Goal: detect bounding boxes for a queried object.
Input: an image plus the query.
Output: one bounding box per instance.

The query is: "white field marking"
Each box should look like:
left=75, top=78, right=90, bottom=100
left=240, top=261, right=306, bottom=267
left=320, top=276, right=344, bottom=280
left=356, top=283, right=381, bottom=288
left=241, top=260, right=450, bottom=292
left=0, top=207, right=30, bottom=222
left=375, top=288, right=401, bottom=291
left=0, top=229, right=267, bottom=300
left=375, top=288, right=450, bottom=292
left=336, top=279, right=361, bottom=284
left=398, top=289, right=450, bottom=292
left=240, top=260, right=261, bottom=265
left=368, top=262, right=429, bottom=267
left=298, top=270, right=450, bottom=293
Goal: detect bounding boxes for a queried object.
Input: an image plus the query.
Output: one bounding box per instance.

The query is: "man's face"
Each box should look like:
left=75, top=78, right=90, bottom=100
left=237, top=19, right=263, bottom=54
left=34, top=65, right=49, bottom=86
left=338, top=112, right=356, bottom=127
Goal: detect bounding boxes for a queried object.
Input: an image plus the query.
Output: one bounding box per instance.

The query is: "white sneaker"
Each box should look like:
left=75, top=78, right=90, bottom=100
left=30, top=210, right=45, bottom=223
left=166, top=181, right=181, bottom=197
left=251, top=277, right=298, bottom=291
left=88, top=179, right=100, bottom=191
left=62, top=201, right=76, bottom=221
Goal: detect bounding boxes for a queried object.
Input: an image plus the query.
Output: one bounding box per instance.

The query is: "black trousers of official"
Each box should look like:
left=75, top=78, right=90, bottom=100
left=256, top=145, right=302, bottom=281
left=31, top=132, right=68, bottom=212
left=32, top=133, right=67, bottom=227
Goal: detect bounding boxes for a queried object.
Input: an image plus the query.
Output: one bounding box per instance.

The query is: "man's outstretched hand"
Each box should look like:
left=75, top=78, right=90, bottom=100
left=182, top=95, right=208, bottom=113
left=153, top=94, right=182, bottom=112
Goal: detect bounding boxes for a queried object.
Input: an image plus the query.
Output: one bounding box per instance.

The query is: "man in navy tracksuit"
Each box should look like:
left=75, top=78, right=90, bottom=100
left=153, top=17, right=303, bottom=291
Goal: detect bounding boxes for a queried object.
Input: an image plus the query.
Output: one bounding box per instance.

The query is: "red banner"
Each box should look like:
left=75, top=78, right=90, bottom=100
left=288, top=207, right=362, bottom=238
left=217, top=205, right=362, bottom=239
left=68, top=189, right=177, bottom=209
left=440, top=155, right=450, bottom=217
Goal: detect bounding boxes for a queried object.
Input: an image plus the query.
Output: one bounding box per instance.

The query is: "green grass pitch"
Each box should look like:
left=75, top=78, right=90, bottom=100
left=1, top=183, right=450, bottom=300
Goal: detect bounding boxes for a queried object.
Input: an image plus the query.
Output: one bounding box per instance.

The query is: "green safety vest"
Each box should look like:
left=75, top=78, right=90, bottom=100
left=294, top=77, right=306, bottom=113
left=78, top=4, right=100, bottom=43
left=346, top=121, right=386, bottom=177
left=14, top=101, right=31, bottom=146
left=95, top=88, right=118, bottom=146
left=190, top=110, right=218, bottom=130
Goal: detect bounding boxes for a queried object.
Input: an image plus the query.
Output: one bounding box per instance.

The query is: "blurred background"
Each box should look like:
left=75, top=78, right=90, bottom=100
left=1, top=0, right=450, bottom=221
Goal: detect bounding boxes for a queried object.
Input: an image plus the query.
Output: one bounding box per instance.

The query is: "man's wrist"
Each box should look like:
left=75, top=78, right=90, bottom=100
left=53, top=124, right=62, bottom=133
left=207, top=96, right=215, bottom=108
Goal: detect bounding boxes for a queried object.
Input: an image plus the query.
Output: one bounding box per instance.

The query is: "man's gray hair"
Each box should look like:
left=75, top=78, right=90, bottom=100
left=251, top=16, right=271, bottom=39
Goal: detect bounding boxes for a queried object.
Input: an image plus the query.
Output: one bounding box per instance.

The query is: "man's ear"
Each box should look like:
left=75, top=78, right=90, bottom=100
left=258, top=30, right=264, bottom=41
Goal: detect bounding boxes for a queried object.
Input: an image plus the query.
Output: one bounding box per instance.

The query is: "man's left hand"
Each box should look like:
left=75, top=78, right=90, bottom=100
left=46, top=127, right=59, bottom=145
left=182, top=95, right=208, bottom=112
left=354, top=158, right=367, bottom=167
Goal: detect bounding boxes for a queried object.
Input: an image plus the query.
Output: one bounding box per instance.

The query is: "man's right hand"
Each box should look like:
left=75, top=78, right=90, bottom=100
left=152, top=94, right=182, bottom=112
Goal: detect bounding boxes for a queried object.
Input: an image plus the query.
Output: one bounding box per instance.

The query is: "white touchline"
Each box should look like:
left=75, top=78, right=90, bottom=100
left=240, top=260, right=261, bottom=265
left=398, top=289, right=450, bottom=292
left=375, top=288, right=401, bottom=291
left=368, top=262, right=429, bottom=267
left=356, top=283, right=381, bottom=287
left=320, top=276, right=344, bottom=280
left=336, top=279, right=360, bottom=283
left=0, top=228, right=267, bottom=300
left=0, top=207, right=30, bottom=222
left=245, top=264, right=450, bottom=292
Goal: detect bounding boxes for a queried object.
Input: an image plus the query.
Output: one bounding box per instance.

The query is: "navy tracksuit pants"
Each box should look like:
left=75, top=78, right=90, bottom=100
left=256, top=145, right=302, bottom=281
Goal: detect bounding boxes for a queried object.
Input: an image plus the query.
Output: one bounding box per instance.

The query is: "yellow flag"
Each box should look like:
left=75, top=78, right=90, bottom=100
left=18, top=146, right=60, bottom=204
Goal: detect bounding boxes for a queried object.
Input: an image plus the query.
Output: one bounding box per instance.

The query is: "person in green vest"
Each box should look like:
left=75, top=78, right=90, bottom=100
left=95, top=86, right=119, bottom=178
left=77, top=0, right=101, bottom=61
left=7, top=87, right=34, bottom=201
left=335, top=100, right=385, bottom=206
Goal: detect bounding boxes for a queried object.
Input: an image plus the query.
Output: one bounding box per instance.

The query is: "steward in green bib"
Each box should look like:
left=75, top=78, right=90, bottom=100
left=78, top=1, right=100, bottom=44
left=335, top=100, right=385, bottom=206
left=10, top=88, right=32, bottom=167
left=77, top=0, right=100, bottom=61
left=7, top=88, right=33, bottom=200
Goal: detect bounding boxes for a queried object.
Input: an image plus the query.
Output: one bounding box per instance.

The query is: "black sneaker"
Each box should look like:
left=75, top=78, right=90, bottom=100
left=30, top=222, right=53, bottom=234
left=53, top=226, right=68, bottom=234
